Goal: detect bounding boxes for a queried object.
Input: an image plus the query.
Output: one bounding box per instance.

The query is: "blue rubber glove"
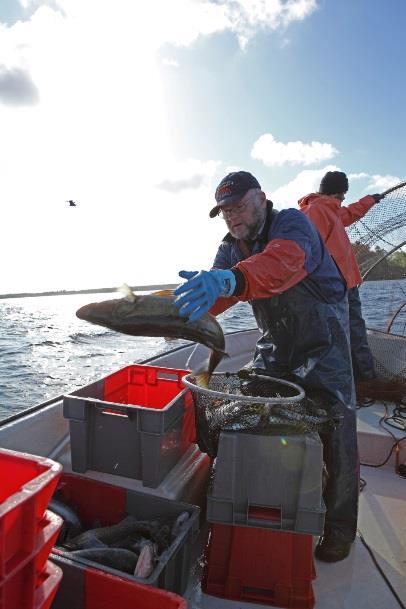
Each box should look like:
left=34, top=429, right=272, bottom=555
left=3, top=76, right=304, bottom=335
left=174, top=269, right=236, bottom=322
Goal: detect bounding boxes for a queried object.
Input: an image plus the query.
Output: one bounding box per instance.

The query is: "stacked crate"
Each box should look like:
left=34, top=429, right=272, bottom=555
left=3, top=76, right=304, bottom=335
left=51, top=556, right=187, bottom=609
left=63, top=364, right=199, bottom=488
left=203, top=431, right=326, bottom=608
left=50, top=473, right=200, bottom=597
left=0, top=448, right=63, bottom=609
left=55, top=364, right=202, bottom=604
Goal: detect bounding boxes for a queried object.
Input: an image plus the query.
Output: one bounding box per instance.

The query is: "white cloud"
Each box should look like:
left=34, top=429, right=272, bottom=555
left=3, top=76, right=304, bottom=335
left=162, top=58, right=179, bottom=68
left=0, top=0, right=318, bottom=293
left=270, top=165, right=340, bottom=209
left=7, top=1, right=318, bottom=50
left=348, top=172, right=369, bottom=180
left=157, top=159, right=220, bottom=193
left=347, top=172, right=401, bottom=192
left=148, top=0, right=318, bottom=50
left=364, top=174, right=401, bottom=193
left=0, top=65, right=39, bottom=106
left=269, top=168, right=404, bottom=212
left=240, top=0, right=317, bottom=26
left=226, top=0, right=318, bottom=48
left=251, top=133, right=338, bottom=167
left=348, top=172, right=401, bottom=193
left=19, top=0, right=61, bottom=11
left=224, top=165, right=243, bottom=174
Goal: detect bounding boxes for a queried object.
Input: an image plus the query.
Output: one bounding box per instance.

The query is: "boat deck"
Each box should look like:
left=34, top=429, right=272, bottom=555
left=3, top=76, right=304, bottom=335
left=0, top=329, right=405, bottom=608
left=179, top=465, right=406, bottom=609
left=357, top=400, right=406, bottom=466
left=50, top=401, right=406, bottom=609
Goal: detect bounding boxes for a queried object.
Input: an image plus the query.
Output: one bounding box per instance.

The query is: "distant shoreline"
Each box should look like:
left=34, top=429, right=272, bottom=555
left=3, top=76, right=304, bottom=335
left=0, top=284, right=178, bottom=300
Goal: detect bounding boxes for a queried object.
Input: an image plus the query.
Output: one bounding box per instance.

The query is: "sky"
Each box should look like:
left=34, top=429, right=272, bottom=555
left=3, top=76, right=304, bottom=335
left=0, top=0, right=405, bottom=294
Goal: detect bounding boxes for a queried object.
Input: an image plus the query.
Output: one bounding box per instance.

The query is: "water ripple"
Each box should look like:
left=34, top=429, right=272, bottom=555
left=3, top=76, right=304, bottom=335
left=0, top=282, right=404, bottom=418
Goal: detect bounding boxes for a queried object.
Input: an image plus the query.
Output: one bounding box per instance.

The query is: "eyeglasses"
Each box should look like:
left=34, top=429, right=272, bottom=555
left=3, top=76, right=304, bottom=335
left=220, top=198, right=251, bottom=219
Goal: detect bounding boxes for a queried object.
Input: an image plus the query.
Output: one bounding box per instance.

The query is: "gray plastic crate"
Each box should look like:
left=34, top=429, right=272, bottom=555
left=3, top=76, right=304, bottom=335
left=63, top=365, right=195, bottom=488
left=207, top=431, right=325, bottom=535
left=50, top=554, right=187, bottom=609
left=52, top=473, right=200, bottom=596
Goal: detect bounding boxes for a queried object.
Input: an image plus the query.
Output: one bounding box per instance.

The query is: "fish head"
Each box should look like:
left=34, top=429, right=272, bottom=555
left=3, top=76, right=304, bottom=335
left=76, top=296, right=140, bottom=332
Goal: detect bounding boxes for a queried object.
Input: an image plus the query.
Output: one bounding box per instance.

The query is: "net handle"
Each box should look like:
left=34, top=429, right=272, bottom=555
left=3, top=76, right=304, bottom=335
left=182, top=372, right=305, bottom=404
left=380, top=180, right=406, bottom=197
left=362, top=239, right=406, bottom=280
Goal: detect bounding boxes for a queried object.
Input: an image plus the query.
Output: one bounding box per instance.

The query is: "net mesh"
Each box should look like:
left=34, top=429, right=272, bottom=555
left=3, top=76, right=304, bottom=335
left=184, top=372, right=337, bottom=457
left=347, top=182, right=406, bottom=335
left=347, top=182, right=406, bottom=282
left=347, top=181, right=406, bottom=402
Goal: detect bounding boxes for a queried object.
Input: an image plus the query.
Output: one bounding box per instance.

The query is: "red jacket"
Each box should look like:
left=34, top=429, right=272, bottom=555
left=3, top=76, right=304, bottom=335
left=209, top=207, right=345, bottom=316
left=298, top=193, right=376, bottom=288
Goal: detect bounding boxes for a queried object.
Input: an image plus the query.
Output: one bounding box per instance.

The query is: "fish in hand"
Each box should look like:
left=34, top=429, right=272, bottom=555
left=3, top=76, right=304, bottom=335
left=76, top=284, right=226, bottom=386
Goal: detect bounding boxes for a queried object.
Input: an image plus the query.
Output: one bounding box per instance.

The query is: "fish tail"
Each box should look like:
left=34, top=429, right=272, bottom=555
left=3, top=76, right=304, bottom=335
left=188, top=346, right=228, bottom=388
left=194, top=372, right=210, bottom=388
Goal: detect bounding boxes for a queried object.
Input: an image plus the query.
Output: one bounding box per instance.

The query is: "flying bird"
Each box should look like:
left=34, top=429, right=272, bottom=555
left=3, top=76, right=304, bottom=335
left=67, top=200, right=77, bottom=207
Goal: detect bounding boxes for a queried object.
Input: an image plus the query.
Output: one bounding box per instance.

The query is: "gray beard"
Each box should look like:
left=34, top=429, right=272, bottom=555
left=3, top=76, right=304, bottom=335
left=230, top=208, right=266, bottom=241
left=245, top=218, right=264, bottom=241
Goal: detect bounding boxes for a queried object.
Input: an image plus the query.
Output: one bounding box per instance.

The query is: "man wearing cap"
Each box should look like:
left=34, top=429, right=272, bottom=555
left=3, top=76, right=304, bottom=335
left=299, top=171, right=383, bottom=383
left=174, top=170, right=358, bottom=562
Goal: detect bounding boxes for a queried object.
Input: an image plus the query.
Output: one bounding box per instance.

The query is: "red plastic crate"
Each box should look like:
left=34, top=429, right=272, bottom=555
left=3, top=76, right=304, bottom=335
left=32, top=511, right=63, bottom=576
left=0, top=449, right=62, bottom=582
left=85, top=568, right=188, bottom=609
left=34, top=561, right=63, bottom=609
left=51, top=554, right=188, bottom=609
left=64, top=365, right=197, bottom=487
left=0, top=510, right=62, bottom=608
left=0, top=559, right=62, bottom=609
left=203, top=523, right=316, bottom=608
left=103, top=365, right=196, bottom=445
left=104, top=365, right=186, bottom=408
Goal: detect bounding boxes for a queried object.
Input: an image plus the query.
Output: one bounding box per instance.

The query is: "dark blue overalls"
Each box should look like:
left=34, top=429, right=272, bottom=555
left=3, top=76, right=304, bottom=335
left=213, top=204, right=359, bottom=542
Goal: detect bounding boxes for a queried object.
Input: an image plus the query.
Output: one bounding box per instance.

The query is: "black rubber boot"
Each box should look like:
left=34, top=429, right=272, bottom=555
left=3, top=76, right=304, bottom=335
left=315, top=535, right=353, bottom=563
left=319, top=406, right=359, bottom=545
left=348, top=287, right=376, bottom=381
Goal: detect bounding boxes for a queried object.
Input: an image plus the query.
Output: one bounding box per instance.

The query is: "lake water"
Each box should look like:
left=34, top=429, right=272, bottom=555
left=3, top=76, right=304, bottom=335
left=0, top=280, right=404, bottom=419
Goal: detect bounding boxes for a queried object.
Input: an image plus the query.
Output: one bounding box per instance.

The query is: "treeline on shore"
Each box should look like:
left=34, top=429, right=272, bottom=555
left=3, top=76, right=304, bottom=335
left=1, top=246, right=405, bottom=298
left=356, top=244, right=406, bottom=280
left=0, top=284, right=177, bottom=300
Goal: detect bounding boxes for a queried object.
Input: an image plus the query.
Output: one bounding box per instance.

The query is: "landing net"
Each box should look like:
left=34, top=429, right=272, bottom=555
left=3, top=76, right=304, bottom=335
left=347, top=181, right=406, bottom=402
left=183, top=372, right=338, bottom=458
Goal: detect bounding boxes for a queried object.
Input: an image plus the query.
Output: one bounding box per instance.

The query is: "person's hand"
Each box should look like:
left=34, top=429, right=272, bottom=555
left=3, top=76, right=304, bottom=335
left=372, top=193, right=384, bottom=203
left=174, top=269, right=236, bottom=321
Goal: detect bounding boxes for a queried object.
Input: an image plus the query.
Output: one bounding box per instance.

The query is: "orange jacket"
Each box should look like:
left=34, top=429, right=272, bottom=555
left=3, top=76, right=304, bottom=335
left=298, top=193, right=376, bottom=288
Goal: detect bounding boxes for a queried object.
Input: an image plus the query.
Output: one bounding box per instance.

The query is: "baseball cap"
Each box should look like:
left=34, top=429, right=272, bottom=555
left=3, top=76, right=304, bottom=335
left=210, top=171, right=261, bottom=218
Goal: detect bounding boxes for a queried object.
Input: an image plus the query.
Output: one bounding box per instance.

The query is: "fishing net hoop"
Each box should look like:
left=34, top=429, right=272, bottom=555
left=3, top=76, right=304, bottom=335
left=345, top=180, right=406, bottom=401
left=348, top=179, right=406, bottom=329
left=380, top=180, right=406, bottom=197
left=347, top=179, right=406, bottom=269
left=387, top=303, right=406, bottom=334
left=182, top=373, right=333, bottom=457
left=362, top=240, right=406, bottom=281
left=359, top=180, right=406, bottom=280
left=182, top=372, right=305, bottom=404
